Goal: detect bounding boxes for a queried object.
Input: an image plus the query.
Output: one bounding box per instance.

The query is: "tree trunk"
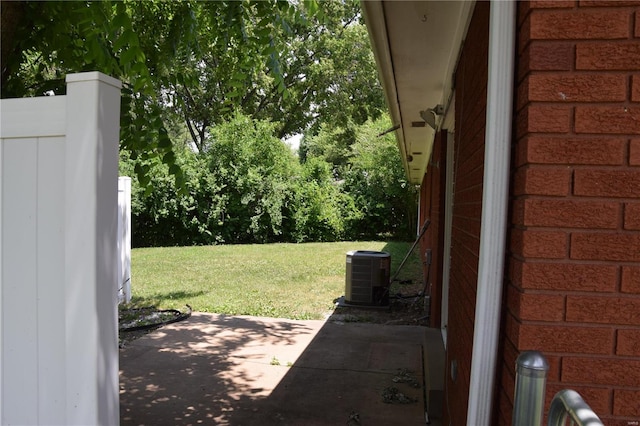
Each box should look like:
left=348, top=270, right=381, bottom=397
left=1, top=1, right=27, bottom=93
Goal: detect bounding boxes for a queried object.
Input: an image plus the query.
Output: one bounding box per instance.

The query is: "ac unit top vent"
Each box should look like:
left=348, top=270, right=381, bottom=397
left=346, top=250, right=390, bottom=258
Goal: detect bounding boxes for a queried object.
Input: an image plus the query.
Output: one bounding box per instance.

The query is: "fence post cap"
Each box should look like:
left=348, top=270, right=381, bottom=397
left=516, top=351, right=549, bottom=377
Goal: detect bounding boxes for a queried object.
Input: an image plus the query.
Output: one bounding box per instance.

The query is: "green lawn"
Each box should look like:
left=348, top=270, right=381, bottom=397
left=128, top=241, right=423, bottom=320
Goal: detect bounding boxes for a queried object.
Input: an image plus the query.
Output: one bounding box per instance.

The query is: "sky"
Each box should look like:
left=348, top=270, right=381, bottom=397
left=284, top=133, right=302, bottom=151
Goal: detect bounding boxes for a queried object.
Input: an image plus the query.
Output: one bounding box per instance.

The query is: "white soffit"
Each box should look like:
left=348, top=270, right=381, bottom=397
left=363, top=1, right=474, bottom=185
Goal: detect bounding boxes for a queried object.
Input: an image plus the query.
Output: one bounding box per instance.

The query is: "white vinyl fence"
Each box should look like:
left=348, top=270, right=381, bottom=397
left=118, top=176, right=132, bottom=304
left=0, top=72, right=121, bottom=425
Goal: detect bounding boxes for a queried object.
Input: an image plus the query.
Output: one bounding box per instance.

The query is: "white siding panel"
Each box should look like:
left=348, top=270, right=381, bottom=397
left=36, top=136, right=66, bottom=423
left=0, top=97, right=66, bottom=138
left=2, top=138, right=39, bottom=425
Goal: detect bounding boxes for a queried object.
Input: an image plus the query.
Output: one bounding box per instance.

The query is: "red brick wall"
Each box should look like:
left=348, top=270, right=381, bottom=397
left=498, top=1, right=640, bottom=424
left=442, top=3, right=490, bottom=425
left=418, top=130, right=447, bottom=329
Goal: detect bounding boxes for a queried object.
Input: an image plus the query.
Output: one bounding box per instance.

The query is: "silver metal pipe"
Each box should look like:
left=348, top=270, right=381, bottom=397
left=547, top=389, right=604, bottom=426
left=512, top=351, right=549, bottom=426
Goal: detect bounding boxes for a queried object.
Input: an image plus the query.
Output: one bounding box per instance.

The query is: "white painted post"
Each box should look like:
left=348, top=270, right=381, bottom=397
left=118, top=176, right=132, bottom=303
left=64, top=71, right=121, bottom=425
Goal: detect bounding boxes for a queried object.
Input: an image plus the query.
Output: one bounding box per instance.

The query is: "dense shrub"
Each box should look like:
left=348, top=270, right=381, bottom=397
left=120, top=113, right=416, bottom=247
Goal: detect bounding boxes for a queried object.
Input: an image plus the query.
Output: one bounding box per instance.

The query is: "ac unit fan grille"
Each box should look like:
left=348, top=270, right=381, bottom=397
left=345, top=251, right=390, bottom=306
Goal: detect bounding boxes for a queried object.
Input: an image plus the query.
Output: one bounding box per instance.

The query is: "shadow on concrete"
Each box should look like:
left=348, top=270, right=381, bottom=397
left=119, top=312, right=444, bottom=425
left=120, top=313, right=316, bottom=424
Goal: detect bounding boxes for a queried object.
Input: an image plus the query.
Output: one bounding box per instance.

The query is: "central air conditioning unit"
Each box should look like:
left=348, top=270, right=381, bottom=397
left=345, top=250, right=391, bottom=306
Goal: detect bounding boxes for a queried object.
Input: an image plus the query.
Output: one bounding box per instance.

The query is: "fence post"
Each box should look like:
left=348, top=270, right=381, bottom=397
left=65, top=71, right=121, bottom=425
left=118, top=176, right=132, bottom=304
left=512, top=350, right=549, bottom=426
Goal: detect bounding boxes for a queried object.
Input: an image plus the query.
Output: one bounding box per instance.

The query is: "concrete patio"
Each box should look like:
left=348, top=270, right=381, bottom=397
left=119, top=312, right=444, bottom=425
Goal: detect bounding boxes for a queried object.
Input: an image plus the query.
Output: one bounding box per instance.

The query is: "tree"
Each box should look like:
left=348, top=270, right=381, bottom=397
left=143, top=0, right=385, bottom=150
left=119, top=145, right=227, bottom=247
left=300, top=114, right=417, bottom=240
left=1, top=0, right=316, bottom=184
left=205, top=112, right=299, bottom=243
left=342, top=116, right=417, bottom=240
left=250, top=1, right=386, bottom=139
left=288, top=158, right=361, bottom=242
left=2, top=1, right=384, bottom=156
left=299, top=120, right=357, bottom=169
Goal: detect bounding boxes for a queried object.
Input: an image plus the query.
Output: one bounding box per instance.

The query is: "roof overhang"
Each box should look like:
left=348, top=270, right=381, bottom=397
left=362, top=1, right=475, bottom=185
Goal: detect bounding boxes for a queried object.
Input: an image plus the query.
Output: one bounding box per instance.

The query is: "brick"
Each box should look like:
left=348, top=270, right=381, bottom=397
left=571, top=233, right=640, bottom=261
left=545, top=384, right=611, bottom=416
left=577, top=42, right=640, bottom=70
left=516, top=78, right=530, bottom=111
left=522, top=199, right=619, bottom=229
left=631, top=139, right=640, bottom=165
left=513, top=166, right=570, bottom=196
left=622, top=266, right=640, bottom=293
left=625, top=203, right=640, bottom=230
left=616, top=329, right=640, bottom=355
left=546, top=355, right=562, bottom=381
left=598, top=418, right=640, bottom=426
left=575, top=106, right=640, bottom=134
left=531, top=0, right=576, bottom=7
left=496, top=390, right=512, bottom=426
left=518, top=323, right=614, bottom=353
left=520, top=42, right=574, bottom=79
left=501, top=337, right=520, bottom=379
left=567, top=295, right=640, bottom=325
left=517, top=105, right=571, bottom=137
left=523, top=137, right=625, bottom=165
left=518, top=12, right=533, bottom=53
left=505, top=312, right=521, bottom=349
left=519, top=262, right=618, bottom=292
left=562, top=357, right=640, bottom=386
left=574, top=169, right=640, bottom=197
left=520, top=3, right=577, bottom=32
left=613, top=389, right=640, bottom=417
left=580, top=0, right=640, bottom=5
left=525, top=74, right=627, bottom=104
left=508, top=286, right=565, bottom=321
left=511, top=229, right=568, bottom=258
left=518, top=2, right=531, bottom=27
left=633, top=75, right=640, bottom=102
left=499, top=364, right=515, bottom=410
left=530, top=9, right=630, bottom=40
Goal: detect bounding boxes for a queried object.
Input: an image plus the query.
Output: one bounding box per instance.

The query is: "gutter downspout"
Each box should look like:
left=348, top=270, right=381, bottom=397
left=466, top=1, right=516, bottom=425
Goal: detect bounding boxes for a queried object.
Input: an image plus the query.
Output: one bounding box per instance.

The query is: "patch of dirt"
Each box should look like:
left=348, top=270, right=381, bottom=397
left=329, top=280, right=431, bottom=326
left=118, top=305, right=191, bottom=348
left=119, top=327, right=160, bottom=348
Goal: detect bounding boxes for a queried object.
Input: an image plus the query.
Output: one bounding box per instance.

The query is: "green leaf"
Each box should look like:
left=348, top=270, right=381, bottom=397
left=163, top=151, right=176, bottom=164
left=169, top=164, right=181, bottom=176
left=120, top=47, right=137, bottom=66
left=112, top=11, right=128, bottom=30
left=229, top=79, right=245, bottom=88
left=114, top=28, right=135, bottom=51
